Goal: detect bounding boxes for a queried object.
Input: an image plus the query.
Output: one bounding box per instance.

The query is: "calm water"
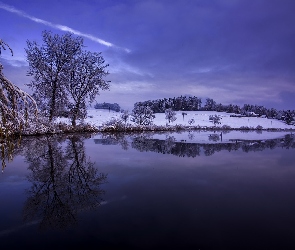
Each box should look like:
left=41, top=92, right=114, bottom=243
left=1, top=131, right=295, bottom=249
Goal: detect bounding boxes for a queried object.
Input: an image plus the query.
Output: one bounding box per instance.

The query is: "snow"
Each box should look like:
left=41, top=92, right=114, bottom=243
left=56, top=109, right=294, bottom=143
left=58, top=109, right=294, bottom=130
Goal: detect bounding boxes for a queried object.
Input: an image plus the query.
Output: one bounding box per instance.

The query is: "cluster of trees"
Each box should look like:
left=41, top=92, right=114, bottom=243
left=26, top=31, right=110, bottom=126
left=1, top=31, right=110, bottom=134
left=94, top=102, right=120, bottom=112
left=133, top=96, right=295, bottom=125
left=135, top=96, right=202, bottom=113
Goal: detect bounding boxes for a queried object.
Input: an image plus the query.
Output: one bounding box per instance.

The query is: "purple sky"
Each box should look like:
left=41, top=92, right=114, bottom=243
left=1, top=0, right=295, bottom=110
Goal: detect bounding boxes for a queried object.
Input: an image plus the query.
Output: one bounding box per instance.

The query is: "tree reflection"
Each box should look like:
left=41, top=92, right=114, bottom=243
left=95, top=132, right=130, bottom=150
left=22, top=134, right=107, bottom=230
left=94, top=132, right=295, bottom=158
left=0, top=134, right=22, bottom=172
left=131, top=135, right=201, bottom=157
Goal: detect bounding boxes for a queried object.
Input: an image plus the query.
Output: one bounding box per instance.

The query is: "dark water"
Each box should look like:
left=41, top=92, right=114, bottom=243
left=1, top=131, right=295, bottom=249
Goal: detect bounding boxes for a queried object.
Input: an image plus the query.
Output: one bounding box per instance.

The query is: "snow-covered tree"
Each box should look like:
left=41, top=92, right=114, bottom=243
left=266, top=108, right=278, bottom=119
left=120, top=110, right=130, bottom=125
left=1, top=39, right=38, bottom=134
left=131, top=104, right=155, bottom=125
left=1, top=39, right=38, bottom=171
left=165, top=108, right=177, bottom=123
left=209, top=114, right=221, bottom=125
left=26, top=30, right=83, bottom=121
left=67, top=51, right=110, bottom=126
left=282, top=110, right=294, bottom=125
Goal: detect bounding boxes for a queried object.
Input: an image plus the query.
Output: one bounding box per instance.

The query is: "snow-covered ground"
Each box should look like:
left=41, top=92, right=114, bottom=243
left=56, top=109, right=295, bottom=143
left=61, top=108, right=294, bottom=130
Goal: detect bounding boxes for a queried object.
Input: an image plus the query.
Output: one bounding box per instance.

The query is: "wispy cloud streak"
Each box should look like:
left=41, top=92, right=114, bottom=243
left=0, top=2, right=130, bottom=52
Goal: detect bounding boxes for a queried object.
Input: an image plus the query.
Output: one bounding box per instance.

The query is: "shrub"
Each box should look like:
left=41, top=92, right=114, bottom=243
left=256, top=125, right=263, bottom=130
left=101, top=118, right=125, bottom=131
left=188, top=118, right=195, bottom=126
left=221, top=125, right=231, bottom=130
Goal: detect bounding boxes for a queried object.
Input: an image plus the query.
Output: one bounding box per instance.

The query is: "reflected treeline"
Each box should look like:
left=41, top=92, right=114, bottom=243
left=3, top=134, right=107, bottom=230
left=94, top=132, right=130, bottom=150
left=95, top=133, right=295, bottom=157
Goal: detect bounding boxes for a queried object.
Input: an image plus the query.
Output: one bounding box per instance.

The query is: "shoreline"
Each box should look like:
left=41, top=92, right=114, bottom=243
left=16, top=122, right=295, bottom=137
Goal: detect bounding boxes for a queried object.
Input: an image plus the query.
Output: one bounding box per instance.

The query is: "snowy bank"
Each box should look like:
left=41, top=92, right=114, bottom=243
left=56, top=109, right=295, bottom=131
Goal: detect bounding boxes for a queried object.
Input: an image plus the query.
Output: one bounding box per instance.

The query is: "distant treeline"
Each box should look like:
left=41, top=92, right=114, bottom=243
left=94, top=102, right=120, bottom=112
left=134, top=96, right=295, bottom=124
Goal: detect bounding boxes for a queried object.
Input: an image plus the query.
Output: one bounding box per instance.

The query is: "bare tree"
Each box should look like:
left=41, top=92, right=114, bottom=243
left=26, top=31, right=83, bottom=121
left=209, top=114, right=222, bottom=126
left=67, top=51, right=110, bottom=126
left=165, top=108, right=177, bottom=124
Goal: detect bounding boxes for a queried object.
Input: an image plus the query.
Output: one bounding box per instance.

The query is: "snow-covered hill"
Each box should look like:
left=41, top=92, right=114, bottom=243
left=60, top=109, right=294, bottom=130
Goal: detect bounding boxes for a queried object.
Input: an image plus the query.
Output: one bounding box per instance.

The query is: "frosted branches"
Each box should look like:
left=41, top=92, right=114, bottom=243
left=1, top=40, right=38, bottom=135
left=1, top=39, right=38, bottom=171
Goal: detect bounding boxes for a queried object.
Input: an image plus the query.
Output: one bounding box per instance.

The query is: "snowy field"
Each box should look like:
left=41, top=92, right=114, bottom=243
left=56, top=109, right=295, bottom=143
left=63, top=108, right=294, bottom=130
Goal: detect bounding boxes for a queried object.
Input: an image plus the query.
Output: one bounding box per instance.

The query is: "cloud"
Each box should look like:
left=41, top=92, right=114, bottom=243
left=0, top=1, right=130, bottom=52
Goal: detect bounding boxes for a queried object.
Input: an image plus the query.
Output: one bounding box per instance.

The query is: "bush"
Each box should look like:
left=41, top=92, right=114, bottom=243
left=188, top=118, right=195, bottom=126
left=256, top=125, right=263, bottom=130
left=239, top=126, right=252, bottom=130
left=221, top=125, right=231, bottom=130
left=101, top=118, right=125, bottom=131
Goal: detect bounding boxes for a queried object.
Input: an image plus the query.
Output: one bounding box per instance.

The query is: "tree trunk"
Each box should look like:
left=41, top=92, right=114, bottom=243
left=71, top=115, right=77, bottom=127
left=71, top=102, right=80, bottom=127
left=49, top=81, right=57, bottom=122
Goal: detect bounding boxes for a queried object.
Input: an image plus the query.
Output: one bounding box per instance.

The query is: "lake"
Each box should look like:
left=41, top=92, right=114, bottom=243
left=1, top=130, right=295, bottom=249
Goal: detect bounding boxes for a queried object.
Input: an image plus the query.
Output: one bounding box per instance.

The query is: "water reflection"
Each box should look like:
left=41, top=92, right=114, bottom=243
left=94, top=132, right=295, bottom=157
left=2, top=134, right=107, bottom=230
left=1, top=131, right=295, bottom=248
left=0, top=135, right=22, bottom=172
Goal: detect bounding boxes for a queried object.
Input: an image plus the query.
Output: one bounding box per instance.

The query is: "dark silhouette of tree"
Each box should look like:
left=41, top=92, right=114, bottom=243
left=204, top=98, right=216, bottom=111
left=22, top=135, right=107, bottom=230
